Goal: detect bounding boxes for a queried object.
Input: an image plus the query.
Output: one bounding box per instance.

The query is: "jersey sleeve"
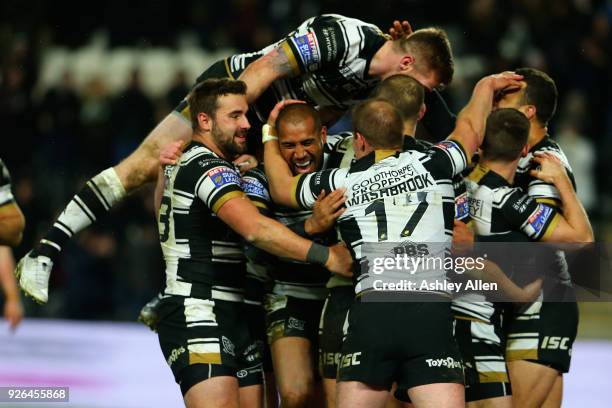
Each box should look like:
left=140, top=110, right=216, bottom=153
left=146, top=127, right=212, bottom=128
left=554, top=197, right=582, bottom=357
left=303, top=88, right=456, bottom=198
left=241, top=167, right=272, bottom=214
left=0, top=158, right=15, bottom=207
left=291, top=168, right=347, bottom=209
left=282, top=15, right=384, bottom=74
left=194, top=158, right=245, bottom=213
left=421, top=140, right=469, bottom=180
left=502, top=189, right=560, bottom=241
left=527, top=149, right=576, bottom=206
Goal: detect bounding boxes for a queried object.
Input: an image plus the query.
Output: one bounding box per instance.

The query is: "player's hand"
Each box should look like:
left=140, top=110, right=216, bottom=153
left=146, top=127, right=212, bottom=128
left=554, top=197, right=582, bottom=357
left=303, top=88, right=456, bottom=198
left=267, top=99, right=306, bottom=127
left=515, top=278, right=543, bottom=303
left=233, top=154, right=258, bottom=174
left=305, top=189, right=346, bottom=236
left=530, top=153, right=568, bottom=185
left=388, top=20, right=413, bottom=40
left=326, top=242, right=353, bottom=278
left=4, top=297, right=23, bottom=331
left=486, top=71, right=524, bottom=93
left=451, top=220, right=474, bottom=256
left=159, top=141, right=184, bottom=165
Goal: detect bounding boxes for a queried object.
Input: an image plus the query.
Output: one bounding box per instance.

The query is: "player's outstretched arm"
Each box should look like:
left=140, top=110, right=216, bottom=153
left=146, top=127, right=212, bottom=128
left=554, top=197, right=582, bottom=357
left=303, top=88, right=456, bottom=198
left=531, top=153, right=593, bottom=243
left=0, top=203, right=25, bottom=247
left=448, top=72, right=523, bottom=158
left=217, top=195, right=352, bottom=277
left=238, top=44, right=298, bottom=104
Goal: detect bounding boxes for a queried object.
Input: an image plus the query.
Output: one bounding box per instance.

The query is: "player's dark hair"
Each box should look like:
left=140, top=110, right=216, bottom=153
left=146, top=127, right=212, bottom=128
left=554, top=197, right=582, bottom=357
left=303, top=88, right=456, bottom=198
left=276, top=103, right=322, bottom=137
left=372, top=75, right=424, bottom=123
left=352, top=99, right=403, bottom=149
left=396, top=27, right=454, bottom=88
left=515, top=67, right=558, bottom=126
left=481, top=108, right=530, bottom=162
left=187, top=78, right=247, bottom=130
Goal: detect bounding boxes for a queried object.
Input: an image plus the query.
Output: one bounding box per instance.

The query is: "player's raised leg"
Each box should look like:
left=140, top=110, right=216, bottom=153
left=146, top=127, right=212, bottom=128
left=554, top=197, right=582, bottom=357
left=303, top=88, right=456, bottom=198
left=15, top=112, right=192, bottom=303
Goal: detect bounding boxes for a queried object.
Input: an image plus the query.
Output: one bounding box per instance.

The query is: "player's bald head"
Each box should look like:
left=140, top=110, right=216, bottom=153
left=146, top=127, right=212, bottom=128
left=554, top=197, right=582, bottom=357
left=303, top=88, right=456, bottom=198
left=352, top=99, right=403, bottom=149
left=372, top=75, right=424, bottom=123
left=276, top=103, right=322, bottom=137
left=482, top=108, right=530, bottom=162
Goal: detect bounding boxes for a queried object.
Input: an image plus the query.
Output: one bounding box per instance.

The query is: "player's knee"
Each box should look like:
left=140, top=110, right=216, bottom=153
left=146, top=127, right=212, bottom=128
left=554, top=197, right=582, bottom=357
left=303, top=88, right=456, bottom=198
left=279, top=383, right=312, bottom=408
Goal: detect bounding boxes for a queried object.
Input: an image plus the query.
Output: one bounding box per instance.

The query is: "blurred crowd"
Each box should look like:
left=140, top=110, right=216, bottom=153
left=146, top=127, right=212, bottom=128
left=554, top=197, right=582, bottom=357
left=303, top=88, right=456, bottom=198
left=0, top=0, right=610, bottom=320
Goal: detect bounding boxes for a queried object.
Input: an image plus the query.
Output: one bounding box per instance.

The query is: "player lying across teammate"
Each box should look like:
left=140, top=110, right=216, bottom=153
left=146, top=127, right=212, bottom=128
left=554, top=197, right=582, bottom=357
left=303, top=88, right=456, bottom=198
left=16, top=14, right=455, bottom=304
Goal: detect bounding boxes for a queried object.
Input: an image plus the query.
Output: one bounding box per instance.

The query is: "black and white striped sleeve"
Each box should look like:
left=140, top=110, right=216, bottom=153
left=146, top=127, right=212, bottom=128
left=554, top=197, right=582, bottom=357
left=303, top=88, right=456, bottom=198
left=422, top=140, right=469, bottom=180
left=193, top=159, right=245, bottom=213
left=291, top=168, right=347, bottom=209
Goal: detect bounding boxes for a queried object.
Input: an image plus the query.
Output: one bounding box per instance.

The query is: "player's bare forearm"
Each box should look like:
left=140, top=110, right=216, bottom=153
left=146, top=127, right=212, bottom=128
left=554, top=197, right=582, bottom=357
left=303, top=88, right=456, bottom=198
left=263, top=136, right=299, bottom=208
left=450, top=73, right=523, bottom=157
left=154, top=167, right=164, bottom=216
left=468, top=259, right=541, bottom=303
left=238, top=45, right=296, bottom=104
left=0, top=246, right=20, bottom=302
left=553, top=175, right=593, bottom=242
left=0, top=204, right=25, bottom=247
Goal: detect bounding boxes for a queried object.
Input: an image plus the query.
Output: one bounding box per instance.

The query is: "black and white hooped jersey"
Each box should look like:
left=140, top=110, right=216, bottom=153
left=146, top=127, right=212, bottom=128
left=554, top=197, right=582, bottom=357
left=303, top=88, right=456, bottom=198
left=292, top=140, right=469, bottom=295
left=159, top=142, right=247, bottom=299
left=451, top=164, right=561, bottom=322
left=515, top=136, right=575, bottom=205
left=0, top=158, right=15, bottom=207
left=241, top=134, right=351, bottom=300
left=217, top=14, right=387, bottom=121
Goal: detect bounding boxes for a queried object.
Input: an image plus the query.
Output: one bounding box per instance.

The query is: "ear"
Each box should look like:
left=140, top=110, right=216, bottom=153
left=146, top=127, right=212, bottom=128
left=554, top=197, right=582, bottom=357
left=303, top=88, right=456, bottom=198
left=417, top=103, right=427, bottom=122
left=197, top=112, right=213, bottom=132
left=355, top=131, right=366, bottom=151
left=320, top=126, right=327, bottom=144
left=522, top=105, right=537, bottom=122
left=399, top=55, right=415, bottom=71
left=520, top=144, right=529, bottom=157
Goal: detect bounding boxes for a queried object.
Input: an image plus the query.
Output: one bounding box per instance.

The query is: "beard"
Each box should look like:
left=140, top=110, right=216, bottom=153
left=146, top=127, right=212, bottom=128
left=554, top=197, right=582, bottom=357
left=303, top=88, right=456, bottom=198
left=212, top=123, right=248, bottom=159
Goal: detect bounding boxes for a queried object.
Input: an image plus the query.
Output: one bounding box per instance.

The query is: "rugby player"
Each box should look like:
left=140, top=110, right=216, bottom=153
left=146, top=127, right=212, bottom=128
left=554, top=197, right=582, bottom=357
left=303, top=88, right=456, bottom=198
left=263, top=72, right=523, bottom=408
left=0, top=158, right=25, bottom=329
left=493, top=68, right=590, bottom=408
left=454, top=108, right=592, bottom=408
left=16, top=14, right=454, bottom=305
left=152, top=78, right=351, bottom=408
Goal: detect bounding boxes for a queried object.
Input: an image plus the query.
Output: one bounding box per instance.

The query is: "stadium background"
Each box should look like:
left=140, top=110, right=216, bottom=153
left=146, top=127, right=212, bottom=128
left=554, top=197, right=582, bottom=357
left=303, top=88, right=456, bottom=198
left=0, top=0, right=611, bottom=405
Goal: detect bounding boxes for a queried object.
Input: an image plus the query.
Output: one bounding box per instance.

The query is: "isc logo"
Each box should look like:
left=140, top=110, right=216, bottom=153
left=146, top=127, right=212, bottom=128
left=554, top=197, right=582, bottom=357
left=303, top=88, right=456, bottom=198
left=340, top=352, right=362, bottom=368
left=541, top=336, right=570, bottom=350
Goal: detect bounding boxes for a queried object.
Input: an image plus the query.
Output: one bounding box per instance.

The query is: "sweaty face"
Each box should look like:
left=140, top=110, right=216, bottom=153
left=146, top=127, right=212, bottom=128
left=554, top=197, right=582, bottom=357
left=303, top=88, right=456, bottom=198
left=211, top=94, right=250, bottom=159
left=278, top=118, right=325, bottom=175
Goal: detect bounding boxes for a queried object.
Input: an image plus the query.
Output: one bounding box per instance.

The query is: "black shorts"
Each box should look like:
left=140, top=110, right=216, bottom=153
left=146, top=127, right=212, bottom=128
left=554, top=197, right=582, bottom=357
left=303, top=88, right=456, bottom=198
left=264, top=294, right=325, bottom=345
left=245, top=301, right=273, bottom=372
left=318, top=286, right=354, bottom=379
left=338, top=296, right=464, bottom=392
left=504, top=300, right=578, bottom=373
left=454, top=316, right=511, bottom=402
left=157, top=295, right=263, bottom=395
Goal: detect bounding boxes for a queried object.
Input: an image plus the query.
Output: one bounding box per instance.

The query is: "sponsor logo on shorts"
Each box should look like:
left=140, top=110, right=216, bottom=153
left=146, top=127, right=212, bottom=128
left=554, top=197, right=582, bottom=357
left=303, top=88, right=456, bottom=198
left=340, top=352, right=362, bottom=368
left=167, top=346, right=186, bottom=366
left=321, top=352, right=342, bottom=367
left=287, top=317, right=306, bottom=331
left=222, top=336, right=236, bottom=357
left=236, top=369, right=248, bottom=378
left=425, top=357, right=462, bottom=369
left=541, top=336, right=570, bottom=350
